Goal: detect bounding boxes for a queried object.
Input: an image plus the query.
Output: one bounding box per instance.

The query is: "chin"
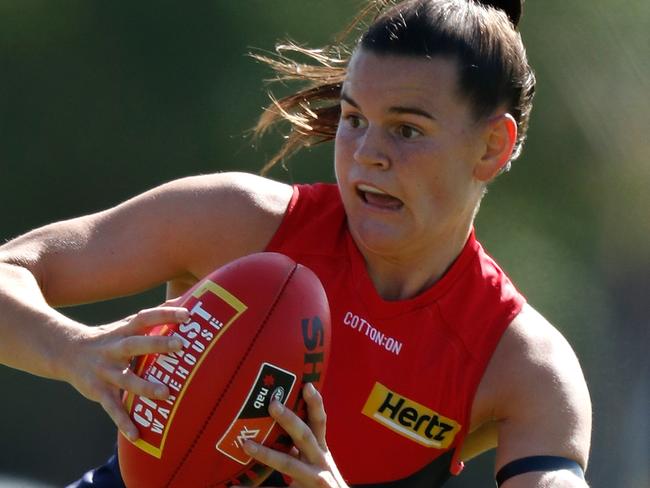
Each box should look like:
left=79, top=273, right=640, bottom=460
left=349, top=220, right=409, bottom=257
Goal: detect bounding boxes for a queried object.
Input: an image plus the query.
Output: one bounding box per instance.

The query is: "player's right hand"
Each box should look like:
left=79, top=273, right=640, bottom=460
left=60, top=306, right=189, bottom=441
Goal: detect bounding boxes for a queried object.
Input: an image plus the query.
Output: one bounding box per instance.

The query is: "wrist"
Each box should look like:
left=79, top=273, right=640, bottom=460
left=41, top=313, right=89, bottom=383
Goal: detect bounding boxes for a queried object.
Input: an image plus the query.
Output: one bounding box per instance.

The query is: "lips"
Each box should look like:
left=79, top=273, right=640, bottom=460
left=356, top=183, right=403, bottom=210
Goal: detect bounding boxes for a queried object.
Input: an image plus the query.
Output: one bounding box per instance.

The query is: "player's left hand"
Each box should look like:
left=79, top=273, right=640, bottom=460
left=235, top=382, right=349, bottom=488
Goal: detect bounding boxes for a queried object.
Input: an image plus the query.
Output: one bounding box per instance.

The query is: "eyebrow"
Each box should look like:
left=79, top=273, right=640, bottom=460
left=340, top=92, right=436, bottom=121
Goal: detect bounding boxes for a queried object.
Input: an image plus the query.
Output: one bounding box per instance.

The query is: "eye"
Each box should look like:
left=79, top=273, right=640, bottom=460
left=397, top=125, right=422, bottom=139
left=342, top=114, right=366, bottom=129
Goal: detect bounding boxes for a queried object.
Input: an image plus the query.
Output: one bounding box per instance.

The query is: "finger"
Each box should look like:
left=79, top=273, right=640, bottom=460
left=268, top=400, right=325, bottom=466
left=105, top=367, right=171, bottom=400
left=122, top=307, right=189, bottom=334
left=162, top=296, right=186, bottom=307
left=100, top=389, right=139, bottom=442
left=303, top=383, right=327, bottom=449
left=111, top=334, right=183, bottom=358
left=242, top=440, right=315, bottom=482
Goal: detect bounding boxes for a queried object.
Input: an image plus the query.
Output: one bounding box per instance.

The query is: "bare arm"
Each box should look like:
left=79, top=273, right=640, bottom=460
left=1, top=172, right=291, bottom=305
left=0, top=171, right=292, bottom=437
left=490, top=305, right=592, bottom=487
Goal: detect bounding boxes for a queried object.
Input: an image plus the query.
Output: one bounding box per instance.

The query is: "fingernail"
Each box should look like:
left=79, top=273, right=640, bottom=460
left=175, top=309, right=189, bottom=321
left=305, top=382, right=316, bottom=396
left=242, top=440, right=258, bottom=454
left=269, top=400, right=284, bottom=416
left=156, top=385, right=168, bottom=397
left=169, top=337, right=183, bottom=349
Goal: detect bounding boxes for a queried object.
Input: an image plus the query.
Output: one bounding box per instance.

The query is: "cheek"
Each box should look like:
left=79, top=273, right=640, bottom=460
left=403, top=150, right=461, bottom=209
left=334, top=129, right=354, bottom=177
left=401, top=144, right=445, bottom=188
left=413, top=176, right=447, bottom=213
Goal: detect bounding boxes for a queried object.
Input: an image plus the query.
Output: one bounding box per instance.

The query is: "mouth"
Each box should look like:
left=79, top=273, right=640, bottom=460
left=356, top=183, right=403, bottom=211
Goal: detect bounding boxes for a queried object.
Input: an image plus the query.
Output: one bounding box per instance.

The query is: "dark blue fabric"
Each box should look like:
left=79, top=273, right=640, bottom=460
left=495, top=455, right=585, bottom=486
left=65, top=450, right=125, bottom=488
left=64, top=447, right=453, bottom=487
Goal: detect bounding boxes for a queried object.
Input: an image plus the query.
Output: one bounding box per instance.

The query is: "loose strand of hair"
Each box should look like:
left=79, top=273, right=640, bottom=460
left=251, top=0, right=403, bottom=173
left=251, top=42, right=349, bottom=173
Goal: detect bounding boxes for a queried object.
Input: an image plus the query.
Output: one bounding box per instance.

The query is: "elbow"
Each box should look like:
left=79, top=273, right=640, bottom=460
left=0, top=252, right=46, bottom=296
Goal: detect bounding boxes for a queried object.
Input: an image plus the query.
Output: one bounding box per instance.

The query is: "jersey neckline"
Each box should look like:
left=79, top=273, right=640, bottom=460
left=344, top=227, right=480, bottom=318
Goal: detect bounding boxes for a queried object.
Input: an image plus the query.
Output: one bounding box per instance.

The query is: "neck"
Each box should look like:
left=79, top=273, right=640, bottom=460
left=361, top=223, right=473, bottom=301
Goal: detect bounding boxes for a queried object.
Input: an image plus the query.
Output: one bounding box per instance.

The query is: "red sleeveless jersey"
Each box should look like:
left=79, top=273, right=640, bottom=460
left=265, top=183, right=525, bottom=486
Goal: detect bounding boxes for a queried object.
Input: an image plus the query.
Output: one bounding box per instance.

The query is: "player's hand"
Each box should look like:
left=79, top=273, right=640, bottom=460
left=236, top=383, right=349, bottom=488
left=61, top=306, right=189, bottom=442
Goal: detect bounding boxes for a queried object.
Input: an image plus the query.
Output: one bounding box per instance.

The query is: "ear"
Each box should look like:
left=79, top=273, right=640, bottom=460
left=473, top=113, right=517, bottom=182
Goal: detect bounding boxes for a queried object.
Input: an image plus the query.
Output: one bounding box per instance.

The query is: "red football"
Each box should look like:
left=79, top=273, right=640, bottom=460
left=118, top=252, right=331, bottom=487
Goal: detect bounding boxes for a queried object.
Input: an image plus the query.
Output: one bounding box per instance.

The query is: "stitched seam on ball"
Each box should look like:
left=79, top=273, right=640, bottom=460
left=165, top=264, right=298, bottom=488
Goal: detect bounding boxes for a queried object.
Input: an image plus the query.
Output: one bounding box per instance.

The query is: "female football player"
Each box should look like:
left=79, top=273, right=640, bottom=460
left=0, top=1, right=591, bottom=486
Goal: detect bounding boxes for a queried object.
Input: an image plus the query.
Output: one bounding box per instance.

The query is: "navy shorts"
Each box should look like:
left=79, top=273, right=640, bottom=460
left=65, top=450, right=125, bottom=488
left=65, top=449, right=288, bottom=487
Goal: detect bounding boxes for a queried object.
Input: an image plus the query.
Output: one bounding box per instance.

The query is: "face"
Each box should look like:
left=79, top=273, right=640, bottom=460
left=335, top=49, right=488, bottom=261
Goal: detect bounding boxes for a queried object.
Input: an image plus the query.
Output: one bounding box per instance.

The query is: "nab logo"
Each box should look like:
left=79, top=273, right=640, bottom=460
left=362, top=382, right=461, bottom=449
left=216, top=363, right=296, bottom=464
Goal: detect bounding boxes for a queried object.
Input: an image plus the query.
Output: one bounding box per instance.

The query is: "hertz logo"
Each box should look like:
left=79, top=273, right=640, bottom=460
left=362, top=382, right=461, bottom=449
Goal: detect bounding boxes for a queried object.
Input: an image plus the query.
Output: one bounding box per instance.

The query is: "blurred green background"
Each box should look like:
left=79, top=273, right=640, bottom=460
left=0, top=1, right=648, bottom=486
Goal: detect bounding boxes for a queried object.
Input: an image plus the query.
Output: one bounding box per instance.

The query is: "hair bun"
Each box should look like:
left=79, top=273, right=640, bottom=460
left=478, top=0, right=523, bottom=27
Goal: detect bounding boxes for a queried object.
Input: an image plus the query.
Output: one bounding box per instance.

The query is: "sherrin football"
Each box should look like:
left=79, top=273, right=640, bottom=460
left=118, top=252, right=331, bottom=488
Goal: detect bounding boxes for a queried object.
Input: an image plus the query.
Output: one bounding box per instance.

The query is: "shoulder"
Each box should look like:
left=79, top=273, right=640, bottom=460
left=483, top=304, right=592, bottom=472
left=149, top=172, right=293, bottom=274
left=493, top=304, right=591, bottom=418
left=100, top=171, right=294, bottom=285
left=147, top=172, right=292, bottom=214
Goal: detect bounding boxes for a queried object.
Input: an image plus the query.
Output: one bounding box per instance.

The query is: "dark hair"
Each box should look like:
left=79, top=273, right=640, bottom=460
left=254, top=0, right=535, bottom=174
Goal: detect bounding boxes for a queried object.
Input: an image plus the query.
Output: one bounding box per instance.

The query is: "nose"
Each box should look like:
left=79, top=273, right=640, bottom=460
left=354, top=126, right=390, bottom=170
